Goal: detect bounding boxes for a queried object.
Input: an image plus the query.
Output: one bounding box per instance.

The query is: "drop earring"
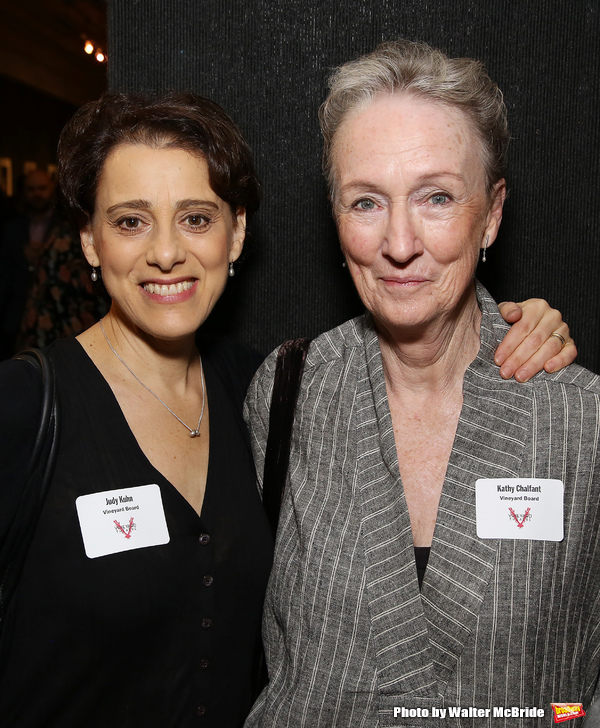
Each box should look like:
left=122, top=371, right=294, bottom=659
left=482, top=235, right=489, bottom=263
left=228, top=261, right=235, bottom=277
left=91, top=266, right=99, bottom=282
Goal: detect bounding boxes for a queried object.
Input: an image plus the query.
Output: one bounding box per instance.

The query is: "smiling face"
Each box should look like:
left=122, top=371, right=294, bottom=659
left=332, top=92, right=505, bottom=339
left=81, top=144, right=245, bottom=343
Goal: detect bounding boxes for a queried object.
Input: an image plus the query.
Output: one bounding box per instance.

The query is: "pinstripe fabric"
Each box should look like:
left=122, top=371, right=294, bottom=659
left=244, top=284, right=600, bottom=727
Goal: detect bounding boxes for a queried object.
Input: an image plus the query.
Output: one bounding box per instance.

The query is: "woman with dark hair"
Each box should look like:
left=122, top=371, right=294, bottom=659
left=0, top=93, right=270, bottom=728
left=0, top=91, right=575, bottom=728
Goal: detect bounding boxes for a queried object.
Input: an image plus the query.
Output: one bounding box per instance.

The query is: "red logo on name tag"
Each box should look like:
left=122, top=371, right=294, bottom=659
left=509, top=507, right=530, bottom=528
left=114, top=517, right=135, bottom=539
left=551, top=704, right=585, bottom=723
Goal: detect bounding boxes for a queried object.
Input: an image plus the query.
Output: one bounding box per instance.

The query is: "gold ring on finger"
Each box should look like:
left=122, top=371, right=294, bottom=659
left=550, top=331, right=567, bottom=348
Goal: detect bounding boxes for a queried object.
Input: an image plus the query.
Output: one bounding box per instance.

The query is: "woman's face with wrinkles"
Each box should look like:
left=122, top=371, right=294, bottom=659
left=332, top=93, right=505, bottom=338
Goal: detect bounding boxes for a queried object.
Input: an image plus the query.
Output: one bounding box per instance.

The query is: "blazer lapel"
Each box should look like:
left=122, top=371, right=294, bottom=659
left=355, top=316, right=438, bottom=697
left=421, top=289, right=533, bottom=692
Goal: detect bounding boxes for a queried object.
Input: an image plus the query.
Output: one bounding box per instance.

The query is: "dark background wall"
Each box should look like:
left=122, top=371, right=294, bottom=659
left=0, top=75, right=77, bottom=188
left=108, top=0, right=600, bottom=370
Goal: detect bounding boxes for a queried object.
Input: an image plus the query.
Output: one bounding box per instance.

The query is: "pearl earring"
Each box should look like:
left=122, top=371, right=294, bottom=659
left=228, top=262, right=235, bottom=277
left=482, top=235, right=489, bottom=263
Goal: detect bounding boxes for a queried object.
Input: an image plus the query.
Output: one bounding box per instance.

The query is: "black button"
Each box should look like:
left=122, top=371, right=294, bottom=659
left=196, top=705, right=206, bottom=717
left=201, top=618, right=212, bottom=629
left=203, top=575, right=214, bottom=587
left=199, top=533, right=210, bottom=545
left=199, top=658, right=210, bottom=670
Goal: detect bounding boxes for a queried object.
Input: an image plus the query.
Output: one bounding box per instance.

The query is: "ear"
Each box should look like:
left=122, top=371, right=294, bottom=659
left=229, top=208, right=246, bottom=263
left=80, top=224, right=101, bottom=267
left=481, top=179, right=506, bottom=251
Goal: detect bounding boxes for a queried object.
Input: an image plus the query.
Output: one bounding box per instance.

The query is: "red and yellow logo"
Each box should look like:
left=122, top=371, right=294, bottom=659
left=551, top=704, right=585, bottom=723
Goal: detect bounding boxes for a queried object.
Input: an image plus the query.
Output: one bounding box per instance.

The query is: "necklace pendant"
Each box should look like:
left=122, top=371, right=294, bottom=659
left=100, top=321, right=205, bottom=440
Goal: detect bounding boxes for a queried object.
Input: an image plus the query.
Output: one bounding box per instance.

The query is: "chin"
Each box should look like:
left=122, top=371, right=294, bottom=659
left=372, top=300, right=437, bottom=330
left=138, top=316, right=204, bottom=343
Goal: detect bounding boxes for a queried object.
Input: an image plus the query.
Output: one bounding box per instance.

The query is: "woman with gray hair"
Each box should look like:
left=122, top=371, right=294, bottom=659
left=245, top=40, right=599, bottom=726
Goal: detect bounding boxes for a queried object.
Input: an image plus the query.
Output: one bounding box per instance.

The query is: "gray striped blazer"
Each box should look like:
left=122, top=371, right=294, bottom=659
left=244, top=285, right=600, bottom=727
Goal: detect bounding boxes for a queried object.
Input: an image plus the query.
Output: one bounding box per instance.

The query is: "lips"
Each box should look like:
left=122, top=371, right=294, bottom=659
left=142, top=279, right=195, bottom=296
left=380, top=275, right=429, bottom=285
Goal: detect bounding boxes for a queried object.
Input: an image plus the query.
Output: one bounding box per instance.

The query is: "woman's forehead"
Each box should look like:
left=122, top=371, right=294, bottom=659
left=93, top=144, right=222, bottom=213
left=332, top=94, right=486, bottom=192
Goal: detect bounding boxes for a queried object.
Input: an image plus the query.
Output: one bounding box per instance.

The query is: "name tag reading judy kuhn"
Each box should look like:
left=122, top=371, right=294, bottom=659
left=76, top=483, right=170, bottom=559
left=475, top=478, right=564, bottom=542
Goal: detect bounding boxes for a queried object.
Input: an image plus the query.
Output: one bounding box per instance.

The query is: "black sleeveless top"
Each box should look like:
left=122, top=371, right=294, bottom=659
left=0, top=336, right=272, bottom=728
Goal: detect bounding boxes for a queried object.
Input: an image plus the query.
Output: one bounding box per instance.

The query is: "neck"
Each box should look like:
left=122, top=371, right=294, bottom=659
left=99, top=307, right=198, bottom=385
left=378, top=287, right=482, bottom=398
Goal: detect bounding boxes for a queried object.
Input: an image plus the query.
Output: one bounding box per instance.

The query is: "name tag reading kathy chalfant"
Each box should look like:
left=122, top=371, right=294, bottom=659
left=76, top=484, right=170, bottom=559
left=475, top=478, right=564, bottom=541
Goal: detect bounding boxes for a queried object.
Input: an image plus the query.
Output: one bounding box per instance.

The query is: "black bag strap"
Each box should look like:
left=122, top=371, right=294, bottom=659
left=262, top=338, right=311, bottom=537
left=0, top=348, right=59, bottom=620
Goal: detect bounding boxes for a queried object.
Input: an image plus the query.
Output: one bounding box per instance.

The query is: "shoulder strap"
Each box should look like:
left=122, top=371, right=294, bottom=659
left=0, top=348, right=59, bottom=620
left=12, top=349, right=58, bottom=484
left=263, top=338, right=311, bottom=537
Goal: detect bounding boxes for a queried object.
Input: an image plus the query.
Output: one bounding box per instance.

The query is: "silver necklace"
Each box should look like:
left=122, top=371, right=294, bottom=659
left=100, top=320, right=205, bottom=438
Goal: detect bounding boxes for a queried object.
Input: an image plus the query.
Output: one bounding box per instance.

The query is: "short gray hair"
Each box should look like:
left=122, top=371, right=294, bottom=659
left=319, top=39, right=509, bottom=198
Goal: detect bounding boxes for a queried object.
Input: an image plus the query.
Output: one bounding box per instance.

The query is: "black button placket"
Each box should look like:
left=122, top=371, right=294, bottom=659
left=195, top=529, right=214, bottom=720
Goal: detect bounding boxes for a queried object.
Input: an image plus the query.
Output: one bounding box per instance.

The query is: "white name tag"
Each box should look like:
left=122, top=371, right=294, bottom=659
left=76, top=484, right=170, bottom=559
left=476, top=478, right=564, bottom=541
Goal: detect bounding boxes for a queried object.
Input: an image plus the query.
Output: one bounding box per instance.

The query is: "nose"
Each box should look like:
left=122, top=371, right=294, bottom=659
left=145, top=225, right=186, bottom=271
left=382, top=201, right=423, bottom=264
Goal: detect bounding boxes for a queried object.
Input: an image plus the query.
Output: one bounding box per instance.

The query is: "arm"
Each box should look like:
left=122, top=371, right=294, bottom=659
left=496, top=299, right=576, bottom=382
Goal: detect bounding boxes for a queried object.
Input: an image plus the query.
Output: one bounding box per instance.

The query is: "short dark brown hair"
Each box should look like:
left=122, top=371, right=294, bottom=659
left=58, top=92, right=262, bottom=230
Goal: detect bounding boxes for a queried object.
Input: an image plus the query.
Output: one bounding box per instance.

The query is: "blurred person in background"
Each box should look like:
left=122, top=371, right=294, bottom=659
left=0, top=168, right=107, bottom=358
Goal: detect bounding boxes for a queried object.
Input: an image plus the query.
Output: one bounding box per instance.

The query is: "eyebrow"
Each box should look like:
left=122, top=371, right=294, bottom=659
left=339, top=172, right=467, bottom=195
left=175, top=199, right=220, bottom=212
left=105, top=199, right=151, bottom=215
left=338, top=181, right=382, bottom=196
left=415, top=172, right=466, bottom=184
left=105, top=199, right=221, bottom=215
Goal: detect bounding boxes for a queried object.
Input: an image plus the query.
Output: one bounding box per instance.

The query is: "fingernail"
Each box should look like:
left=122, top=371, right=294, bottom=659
left=495, top=352, right=506, bottom=366
left=515, top=368, right=530, bottom=383
left=500, top=365, right=513, bottom=379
